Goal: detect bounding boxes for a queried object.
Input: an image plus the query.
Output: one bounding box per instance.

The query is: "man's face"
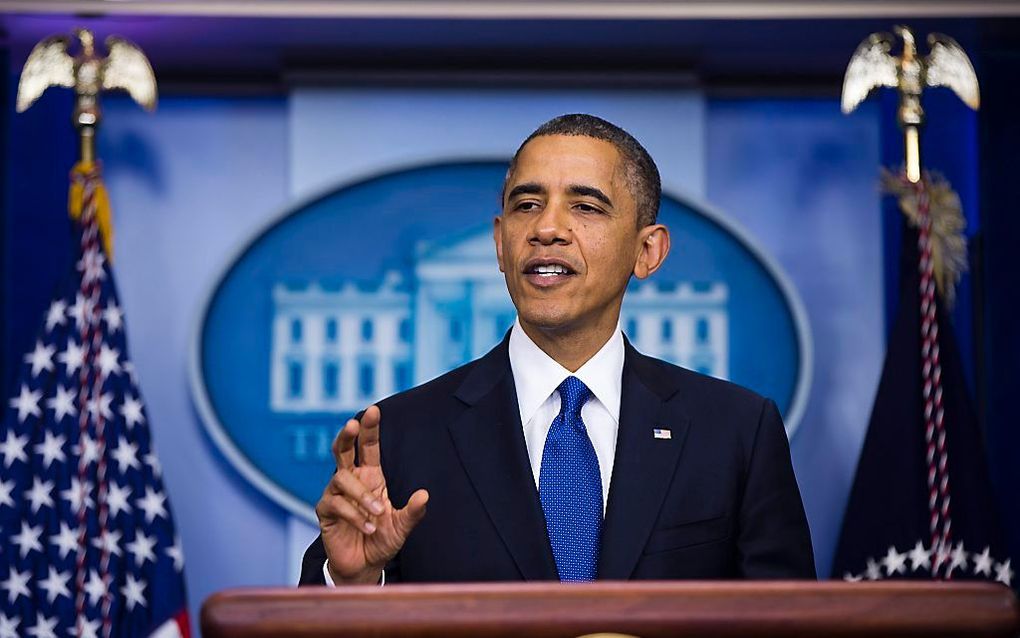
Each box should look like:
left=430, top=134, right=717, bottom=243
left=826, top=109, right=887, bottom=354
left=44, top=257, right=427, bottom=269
left=495, top=134, right=663, bottom=337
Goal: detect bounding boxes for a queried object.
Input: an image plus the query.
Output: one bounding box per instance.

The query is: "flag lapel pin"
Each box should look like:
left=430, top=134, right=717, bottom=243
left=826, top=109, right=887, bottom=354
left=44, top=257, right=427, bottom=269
left=653, top=428, right=672, bottom=440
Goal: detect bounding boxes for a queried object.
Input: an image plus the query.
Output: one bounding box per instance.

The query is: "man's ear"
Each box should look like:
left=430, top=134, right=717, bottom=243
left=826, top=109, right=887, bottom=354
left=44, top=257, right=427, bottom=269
left=633, top=224, right=670, bottom=280
left=493, top=215, right=506, bottom=273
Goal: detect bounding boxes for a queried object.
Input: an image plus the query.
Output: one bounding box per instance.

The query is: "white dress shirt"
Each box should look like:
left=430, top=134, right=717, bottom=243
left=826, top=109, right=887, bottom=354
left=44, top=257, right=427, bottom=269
left=324, top=319, right=624, bottom=585
left=509, top=319, right=623, bottom=510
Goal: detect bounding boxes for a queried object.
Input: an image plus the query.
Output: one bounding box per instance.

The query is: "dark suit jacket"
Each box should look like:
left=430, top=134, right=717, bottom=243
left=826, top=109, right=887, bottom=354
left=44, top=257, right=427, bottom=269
left=299, top=336, right=815, bottom=584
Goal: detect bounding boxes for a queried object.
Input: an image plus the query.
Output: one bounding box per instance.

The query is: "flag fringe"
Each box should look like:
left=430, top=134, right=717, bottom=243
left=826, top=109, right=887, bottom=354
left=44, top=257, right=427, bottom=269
left=881, top=169, right=968, bottom=308
left=68, top=161, right=115, bottom=261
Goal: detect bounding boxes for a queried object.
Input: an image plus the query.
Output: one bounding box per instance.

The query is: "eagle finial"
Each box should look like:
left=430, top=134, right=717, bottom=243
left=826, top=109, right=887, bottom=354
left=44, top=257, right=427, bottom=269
left=16, top=28, right=157, bottom=163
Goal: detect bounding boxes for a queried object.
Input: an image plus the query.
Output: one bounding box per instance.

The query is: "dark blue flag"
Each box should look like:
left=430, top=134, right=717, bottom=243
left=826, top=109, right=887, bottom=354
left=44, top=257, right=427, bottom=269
left=0, top=163, right=189, bottom=637
left=833, top=174, right=1012, bottom=587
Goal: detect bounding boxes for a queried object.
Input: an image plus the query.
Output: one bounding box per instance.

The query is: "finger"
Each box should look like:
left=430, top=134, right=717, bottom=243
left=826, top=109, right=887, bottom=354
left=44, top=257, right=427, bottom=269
left=357, top=405, right=382, bottom=467
left=316, top=493, right=378, bottom=535
left=393, top=489, right=429, bottom=538
left=330, top=469, right=385, bottom=516
left=332, top=418, right=359, bottom=471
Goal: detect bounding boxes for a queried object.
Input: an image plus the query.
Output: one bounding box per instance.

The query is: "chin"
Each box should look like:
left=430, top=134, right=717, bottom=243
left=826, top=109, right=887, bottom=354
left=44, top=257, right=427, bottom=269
left=516, top=305, right=577, bottom=332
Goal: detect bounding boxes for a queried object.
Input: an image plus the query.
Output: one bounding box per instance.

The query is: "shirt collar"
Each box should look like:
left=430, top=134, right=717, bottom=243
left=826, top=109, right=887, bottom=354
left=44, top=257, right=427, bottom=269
left=508, top=318, right=624, bottom=427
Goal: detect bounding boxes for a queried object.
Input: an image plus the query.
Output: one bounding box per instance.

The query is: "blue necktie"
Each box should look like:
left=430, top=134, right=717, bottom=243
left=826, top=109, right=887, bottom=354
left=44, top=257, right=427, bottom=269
left=539, top=376, right=602, bottom=581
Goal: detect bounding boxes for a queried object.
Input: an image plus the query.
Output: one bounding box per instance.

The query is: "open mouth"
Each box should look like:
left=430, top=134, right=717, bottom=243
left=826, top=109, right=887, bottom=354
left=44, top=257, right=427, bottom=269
left=523, top=259, right=578, bottom=286
left=529, top=263, right=575, bottom=276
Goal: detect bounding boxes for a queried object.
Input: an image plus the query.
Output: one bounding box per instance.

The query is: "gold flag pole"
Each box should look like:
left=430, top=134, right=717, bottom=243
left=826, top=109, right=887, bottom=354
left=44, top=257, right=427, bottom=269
left=15, top=28, right=158, bottom=259
left=840, top=25, right=982, bottom=578
left=840, top=24, right=978, bottom=306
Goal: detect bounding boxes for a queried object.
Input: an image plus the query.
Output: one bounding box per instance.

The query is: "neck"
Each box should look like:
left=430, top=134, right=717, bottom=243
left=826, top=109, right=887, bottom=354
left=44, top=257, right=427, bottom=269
left=518, top=316, right=618, bottom=372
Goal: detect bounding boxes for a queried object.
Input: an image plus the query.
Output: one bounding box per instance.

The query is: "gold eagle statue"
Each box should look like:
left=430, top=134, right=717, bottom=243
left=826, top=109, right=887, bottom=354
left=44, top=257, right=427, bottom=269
left=16, top=28, right=157, bottom=115
left=842, top=26, right=979, bottom=116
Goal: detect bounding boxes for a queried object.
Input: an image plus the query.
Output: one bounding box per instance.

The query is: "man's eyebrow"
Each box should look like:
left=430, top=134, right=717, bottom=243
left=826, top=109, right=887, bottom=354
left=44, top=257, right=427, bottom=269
left=506, top=182, right=546, bottom=200
left=568, top=184, right=613, bottom=208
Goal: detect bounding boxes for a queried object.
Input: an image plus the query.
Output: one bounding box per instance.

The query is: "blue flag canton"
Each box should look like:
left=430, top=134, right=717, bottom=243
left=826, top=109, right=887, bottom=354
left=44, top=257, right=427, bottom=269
left=0, top=237, right=187, bottom=637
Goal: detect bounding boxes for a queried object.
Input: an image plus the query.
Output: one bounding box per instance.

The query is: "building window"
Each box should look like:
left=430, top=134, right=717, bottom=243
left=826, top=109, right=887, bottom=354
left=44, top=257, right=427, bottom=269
left=361, top=319, right=373, bottom=342
left=696, top=317, right=710, bottom=344
left=325, top=318, right=338, bottom=343
left=626, top=318, right=638, bottom=341
left=394, top=361, right=411, bottom=392
left=290, top=318, right=302, bottom=344
left=288, top=361, right=303, bottom=398
left=359, top=362, right=374, bottom=397
left=450, top=319, right=462, bottom=341
left=399, top=317, right=412, bottom=343
left=323, top=361, right=339, bottom=399
left=661, top=318, right=673, bottom=342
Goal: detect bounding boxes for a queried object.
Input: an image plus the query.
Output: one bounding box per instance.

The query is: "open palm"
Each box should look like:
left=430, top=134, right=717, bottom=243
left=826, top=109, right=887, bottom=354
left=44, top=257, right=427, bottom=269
left=316, top=405, right=429, bottom=584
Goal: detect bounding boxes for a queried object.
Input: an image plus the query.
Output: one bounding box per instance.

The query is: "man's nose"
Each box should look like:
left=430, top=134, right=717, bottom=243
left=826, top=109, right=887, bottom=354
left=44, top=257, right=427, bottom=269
left=529, top=200, right=571, bottom=245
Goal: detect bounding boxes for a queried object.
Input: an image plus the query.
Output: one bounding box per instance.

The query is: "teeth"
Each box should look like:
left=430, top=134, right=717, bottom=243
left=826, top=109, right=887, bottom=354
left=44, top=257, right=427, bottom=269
left=534, top=264, right=568, bottom=275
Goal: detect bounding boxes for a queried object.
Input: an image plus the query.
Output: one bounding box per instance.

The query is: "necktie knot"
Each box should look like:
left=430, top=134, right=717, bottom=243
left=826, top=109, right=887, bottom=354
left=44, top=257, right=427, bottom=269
left=557, top=376, right=591, bottom=421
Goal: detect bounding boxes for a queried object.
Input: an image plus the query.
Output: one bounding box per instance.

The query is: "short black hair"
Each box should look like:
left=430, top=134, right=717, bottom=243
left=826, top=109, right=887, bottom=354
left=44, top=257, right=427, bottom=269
left=504, top=114, right=661, bottom=227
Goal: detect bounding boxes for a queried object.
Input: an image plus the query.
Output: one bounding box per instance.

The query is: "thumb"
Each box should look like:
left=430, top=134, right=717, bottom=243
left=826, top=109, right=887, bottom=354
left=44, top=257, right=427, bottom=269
left=393, top=489, right=429, bottom=538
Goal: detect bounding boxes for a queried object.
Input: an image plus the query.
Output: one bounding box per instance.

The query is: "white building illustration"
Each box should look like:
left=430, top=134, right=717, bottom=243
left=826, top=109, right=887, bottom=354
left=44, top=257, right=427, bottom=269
left=270, top=229, right=728, bottom=414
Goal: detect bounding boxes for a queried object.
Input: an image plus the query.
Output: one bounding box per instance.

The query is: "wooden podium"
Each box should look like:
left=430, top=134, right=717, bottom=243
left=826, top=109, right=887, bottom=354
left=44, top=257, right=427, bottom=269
left=201, top=581, right=1020, bottom=637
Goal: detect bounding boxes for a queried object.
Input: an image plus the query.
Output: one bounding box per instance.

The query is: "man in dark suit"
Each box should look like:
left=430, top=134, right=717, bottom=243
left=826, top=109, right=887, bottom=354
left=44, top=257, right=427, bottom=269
left=300, top=114, right=815, bottom=586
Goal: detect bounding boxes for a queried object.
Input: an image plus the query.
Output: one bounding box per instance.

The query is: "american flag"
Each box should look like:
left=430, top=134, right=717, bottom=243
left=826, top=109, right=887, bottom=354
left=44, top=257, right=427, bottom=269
left=0, top=164, right=189, bottom=637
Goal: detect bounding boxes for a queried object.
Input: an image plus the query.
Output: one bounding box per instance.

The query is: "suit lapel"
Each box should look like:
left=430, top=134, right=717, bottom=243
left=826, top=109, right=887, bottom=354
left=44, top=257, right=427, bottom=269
left=598, top=341, right=691, bottom=579
left=447, top=339, right=559, bottom=581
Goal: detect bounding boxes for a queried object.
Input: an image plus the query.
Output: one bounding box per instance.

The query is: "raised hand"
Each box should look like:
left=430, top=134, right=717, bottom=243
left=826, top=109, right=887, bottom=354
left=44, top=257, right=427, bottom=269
left=315, top=405, right=429, bottom=585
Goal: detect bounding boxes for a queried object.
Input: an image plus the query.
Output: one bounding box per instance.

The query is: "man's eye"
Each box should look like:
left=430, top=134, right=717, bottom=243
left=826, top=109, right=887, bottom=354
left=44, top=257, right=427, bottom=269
left=576, top=203, right=604, bottom=214
left=516, top=201, right=540, bottom=211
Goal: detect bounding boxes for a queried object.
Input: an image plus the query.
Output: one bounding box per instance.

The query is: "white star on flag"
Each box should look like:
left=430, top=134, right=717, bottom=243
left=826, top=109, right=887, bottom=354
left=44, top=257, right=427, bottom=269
left=85, top=392, right=113, bottom=421
left=33, top=430, right=66, bottom=469
left=973, top=546, right=994, bottom=577
left=111, top=438, right=140, bottom=474
left=77, top=618, right=100, bottom=638
left=24, top=341, right=55, bottom=377
left=106, top=481, right=132, bottom=517
left=57, top=339, right=85, bottom=376
left=97, top=343, right=121, bottom=379
left=11, top=521, right=43, bottom=558
left=83, top=570, right=107, bottom=606
left=119, top=395, right=145, bottom=429
left=120, top=574, right=147, bottom=611
left=77, top=247, right=106, bottom=284
left=24, top=477, right=54, bottom=513
left=948, top=541, right=969, bottom=575
left=67, top=293, right=93, bottom=332
left=864, top=557, right=882, bottom=580
left=144, top=451, right=162, bottom=478
left=137, top=486, right=168, bottom=523
left=50, top=522, right=81, bottom=560
left=37, top=566, right=70, bottom=604
left=73, top=432, right=100, bottom=467
left=9, top=385, right=42, bottom=423
left=45, top=385, right=77, bottom=422
left=0, top=613, right=18, bottom=638
left=126, top=530, right=157, bottom=567
left=0, top=566, right=30, bottom=604
left=994, top=559, right=1013, bottom=587
left=908, top=540, right=931, bottom=571
left=0, top=431, right=27, bottom=468
left=24, top=611, right=57, bottom=638
left=166, top=535, right=185, bottom=572
left=102, top=302, right=123, bottom=333
left=91, top=529, right=123, bottom=557
left=60, top=477, right=95, bottom=514
left=881, top=545, right=907, bottom=575
left=44, top=299, right=67, bottom=330
left=0, top=479, right=13, bottom=508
